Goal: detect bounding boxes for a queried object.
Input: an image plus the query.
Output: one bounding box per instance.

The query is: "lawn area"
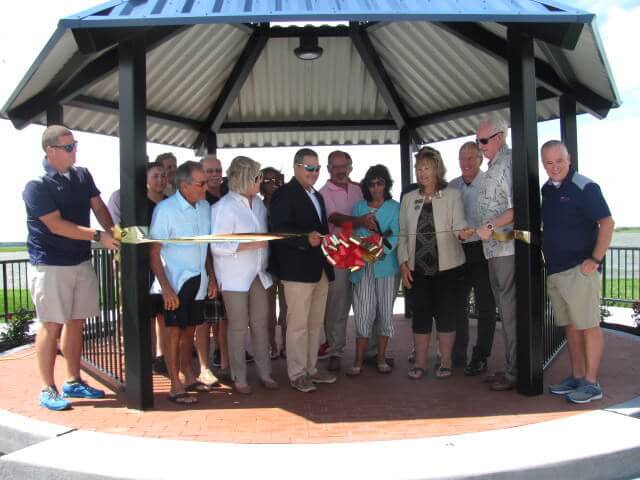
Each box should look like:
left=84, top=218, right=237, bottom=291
left=0, top=289, right=34, bottom=321
left=0, top=246, right=27, bottom=253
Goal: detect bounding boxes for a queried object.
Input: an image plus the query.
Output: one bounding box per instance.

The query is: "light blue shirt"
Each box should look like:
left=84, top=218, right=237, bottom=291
left=149, top=191, right=210, bottom=299
left=305, top=188, right=322, bottom=221
left=449, top=172, right=484, bottom=243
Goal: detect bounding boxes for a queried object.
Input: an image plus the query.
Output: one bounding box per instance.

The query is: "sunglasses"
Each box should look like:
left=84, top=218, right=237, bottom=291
left=367, top=179, right=386, bottom=188
left=296, top=163, right=321, bottom=173
left=50, top=141, right=78, bottom=153
left=475, top=132, right=501, bottom=145
left=262, top=178, right=283, bottom=185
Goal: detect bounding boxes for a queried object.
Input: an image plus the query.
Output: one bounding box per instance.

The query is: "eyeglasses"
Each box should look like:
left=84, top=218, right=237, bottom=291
left=296, top=163, right=321, bottom=173
left=188, top=180, right=207, bottom=188
left=49, top=141, right=78, bottom=153
left=367, top=179, right=386, bottom=188
left=204, top=168, right=223, bottom=174
left=262, top=178, right=283, bottom=185
left=476, top=132, right=501, bottom=145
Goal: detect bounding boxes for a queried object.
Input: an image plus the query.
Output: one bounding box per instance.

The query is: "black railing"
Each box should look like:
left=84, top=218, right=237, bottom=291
left=0, top=257, right=33, bottom=321
left=602, top=247, right=640, bottom=307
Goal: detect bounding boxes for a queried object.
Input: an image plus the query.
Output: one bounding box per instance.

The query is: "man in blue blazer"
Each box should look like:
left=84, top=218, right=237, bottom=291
left=269, top=148, right=336, bottom=393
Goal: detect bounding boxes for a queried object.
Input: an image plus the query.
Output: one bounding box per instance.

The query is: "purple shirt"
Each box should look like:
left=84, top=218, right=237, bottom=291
left=319, top=180, right=363, bottom=235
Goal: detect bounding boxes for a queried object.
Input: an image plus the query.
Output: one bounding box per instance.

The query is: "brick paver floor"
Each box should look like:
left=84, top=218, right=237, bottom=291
left=1, top=315, right=638, bottom=444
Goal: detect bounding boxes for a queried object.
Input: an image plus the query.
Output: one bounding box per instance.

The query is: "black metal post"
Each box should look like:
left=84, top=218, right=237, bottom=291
left=559, top=94, right=579, bottom=171
left=399, top=127, right=412, bottom=318
left=46, top=104, right=63, bottom=126
left=119, top=36, right=153, bottom=409
left=206, top=131, right=217, bottom=155
left=507, top=28, right=544, bottom=396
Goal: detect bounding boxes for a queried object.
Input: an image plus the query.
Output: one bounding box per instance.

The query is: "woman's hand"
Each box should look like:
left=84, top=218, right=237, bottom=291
left=207, top=277, right=218, bottom=299
left=400, top=262, right=413, bottom=289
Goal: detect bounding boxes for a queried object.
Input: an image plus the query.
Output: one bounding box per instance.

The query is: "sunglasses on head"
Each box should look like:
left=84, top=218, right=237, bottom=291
left=50, top=141, right=78, bottom=153
left=296, top=163, right=321, bottom=173
left=476, top=132, right=501, bottom=145
left=367, top=179, right=386, bottom=187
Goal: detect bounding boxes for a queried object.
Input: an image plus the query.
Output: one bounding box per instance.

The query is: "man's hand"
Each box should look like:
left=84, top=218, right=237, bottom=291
left=207, top=277, right=218, bottom=299
left=400, top=262, right=413, bottom=289
left=99, top=230, right=120, bottom=250
left=476, top=225, right=493, bottom=241
left=581, top=258, right=599, bottom=275
left=308, top=231, right=322, bottom=247
left=162, top=287, right=179, bottom=311
left=458, top=228, right=475, bottom=241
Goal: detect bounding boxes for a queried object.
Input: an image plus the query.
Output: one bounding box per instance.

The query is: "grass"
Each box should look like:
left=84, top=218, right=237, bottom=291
left=615, top=227, right=640, bottom=233
left=0, top=246, right=27, bottom=252
left=603, top=278, right=639, bottom=305
left=0, top=289, right=34, bottom=322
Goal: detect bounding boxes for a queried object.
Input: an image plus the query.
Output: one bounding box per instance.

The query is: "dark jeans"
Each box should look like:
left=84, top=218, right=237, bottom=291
left=453, top=242, right=497, bottom=364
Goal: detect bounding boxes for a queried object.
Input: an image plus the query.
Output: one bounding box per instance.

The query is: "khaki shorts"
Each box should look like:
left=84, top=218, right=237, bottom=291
left=29, top=260, right=100, bottom=324
left=547, top=264, right=601, bottom=330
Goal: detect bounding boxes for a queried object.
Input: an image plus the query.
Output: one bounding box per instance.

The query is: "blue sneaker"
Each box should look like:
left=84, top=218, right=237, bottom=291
left=566, top=381, right=603, bottom=404
left=549, top=375, right=583, bottom=395
left=62, top=380, right=105, bottom=399
left=39, top=386, right=71, bottom=411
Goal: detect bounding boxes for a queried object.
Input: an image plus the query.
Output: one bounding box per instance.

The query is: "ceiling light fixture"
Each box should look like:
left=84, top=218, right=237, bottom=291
left=294, top=33, right=323, bottom=60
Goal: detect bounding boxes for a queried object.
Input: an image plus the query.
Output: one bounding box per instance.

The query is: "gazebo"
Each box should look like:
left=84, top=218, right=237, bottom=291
left=2, top=0, right=620, bottom=409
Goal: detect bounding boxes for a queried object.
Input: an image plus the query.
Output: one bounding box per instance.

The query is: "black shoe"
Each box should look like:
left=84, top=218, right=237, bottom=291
left=464, top=358, right=488, bottom=376
left=245, top=351, right=254, bottom=364
left=212, top=350, right=221, bottom=368
left=152, top=355, right=167, bottom=375
left=328, top=355, right=341, bottom=372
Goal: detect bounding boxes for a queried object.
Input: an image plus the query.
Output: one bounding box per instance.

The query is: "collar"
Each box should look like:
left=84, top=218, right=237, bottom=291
left=43, top=157, right=73, bottom=178
left=488, top=144, right=509, bottom=167
left=174, top=190, right=196, bottom=210
left=546, top=166, right=576, bottom=188
left=324, top=179, right=353, bottom=192
left=229, top=190, right=252, bottom=207
left=291, top=176, right=317, bottom=194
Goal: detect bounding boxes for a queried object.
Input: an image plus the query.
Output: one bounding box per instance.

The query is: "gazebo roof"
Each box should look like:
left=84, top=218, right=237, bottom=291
left=2, top=0, right=620, bottom=149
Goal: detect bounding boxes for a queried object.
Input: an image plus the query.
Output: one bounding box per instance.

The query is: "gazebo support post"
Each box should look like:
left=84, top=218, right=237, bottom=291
left=206, top=131, right=217, bottom=155
left=560, top=94, right=579, bottom=170
left=507, top=28, right=544, bottom=396
left=399, top=126, right=412, bottom=318
left=119, top=36, right=153, bottom=410
left=46, top=104, right=63, bottom=126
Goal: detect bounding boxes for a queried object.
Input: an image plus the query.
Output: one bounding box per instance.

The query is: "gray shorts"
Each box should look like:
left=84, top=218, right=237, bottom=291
left=547, top=264, right=601, bottom=330
left=29, top=260, right=100, bottom=324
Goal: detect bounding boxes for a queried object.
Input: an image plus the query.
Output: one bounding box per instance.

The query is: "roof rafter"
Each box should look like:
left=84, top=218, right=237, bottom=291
left=219, top=119, right=397, bottom=133
left=348, top=22, right=420, bottom=144
left=435, top=22, right=614, bottom=118
left=193, top=23, right=269, bottom=151
left=7, top=25, right=187, bottom=130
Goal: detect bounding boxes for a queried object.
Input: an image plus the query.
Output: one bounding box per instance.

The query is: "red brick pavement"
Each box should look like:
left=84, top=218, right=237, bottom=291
left=1, top=315, right=638, bottom=444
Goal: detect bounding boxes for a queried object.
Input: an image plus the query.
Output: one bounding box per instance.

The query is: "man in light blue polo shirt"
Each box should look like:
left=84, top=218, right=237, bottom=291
left=150, top=161, right=217, bottom=405
left=449, top=141, right=497, bottom=375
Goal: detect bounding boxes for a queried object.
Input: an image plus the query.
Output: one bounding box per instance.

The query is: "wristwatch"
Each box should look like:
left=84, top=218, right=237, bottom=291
left=590, top=255, right=602, bottom=265
left=486, top=223, right=495, bottom=231
left=93, top=230, right=102, bottom=242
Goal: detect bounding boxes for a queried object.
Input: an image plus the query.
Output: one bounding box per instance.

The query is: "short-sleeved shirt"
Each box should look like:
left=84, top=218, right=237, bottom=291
left=319, top=180, right=363, bottom=235
left=449, top=172, right=484, bottom=243
left=149, top=191, right=210, bottom=300
left=541, top=168, right=611, bottom=275
left=23, top=159, right=100, bottom=266
left=478, top=145, right=514, bottom=258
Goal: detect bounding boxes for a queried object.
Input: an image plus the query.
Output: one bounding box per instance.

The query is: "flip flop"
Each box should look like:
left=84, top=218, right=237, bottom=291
left=408, top=367, right=426, bottom=380
left=377, top=363, right=392, bottom=374
left=346, top=366, right=362, bottom=377
left=185, top=381, right=210, bottom=392
left=435, top=366, right=453, bottom=379
left=168, top=392, right=198, bottom=404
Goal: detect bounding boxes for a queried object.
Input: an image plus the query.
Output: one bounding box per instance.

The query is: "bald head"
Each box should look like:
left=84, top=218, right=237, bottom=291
left=541, top=140, right=571, bottom=183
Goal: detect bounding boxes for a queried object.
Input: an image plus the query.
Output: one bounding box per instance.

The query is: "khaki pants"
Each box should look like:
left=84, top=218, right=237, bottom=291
left=282, top=272, right=329, bottom=381
left=222, top=277, right=271, bottom=385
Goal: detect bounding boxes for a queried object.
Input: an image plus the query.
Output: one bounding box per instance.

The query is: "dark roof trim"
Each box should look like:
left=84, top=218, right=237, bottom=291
left=219, top=119, right=397, bottom=133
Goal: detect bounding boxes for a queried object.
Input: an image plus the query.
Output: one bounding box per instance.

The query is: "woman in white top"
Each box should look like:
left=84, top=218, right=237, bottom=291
left=210, top=156, right=278, bottom=394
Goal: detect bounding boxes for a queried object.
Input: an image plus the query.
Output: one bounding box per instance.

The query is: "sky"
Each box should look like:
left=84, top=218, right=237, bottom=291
left=0, top=0, right=639, bottom=241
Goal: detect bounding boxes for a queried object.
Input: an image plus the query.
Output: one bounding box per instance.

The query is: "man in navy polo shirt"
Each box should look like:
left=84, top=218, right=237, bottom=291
left=541, top=140, right=614, bottom=404
left=23, top=125, right=119, bottom=411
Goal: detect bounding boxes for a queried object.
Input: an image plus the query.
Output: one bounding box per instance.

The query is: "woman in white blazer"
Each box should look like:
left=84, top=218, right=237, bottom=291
left=211, top=156, right=279, bottom=394
left=398, top=147, right=473, bottom=380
